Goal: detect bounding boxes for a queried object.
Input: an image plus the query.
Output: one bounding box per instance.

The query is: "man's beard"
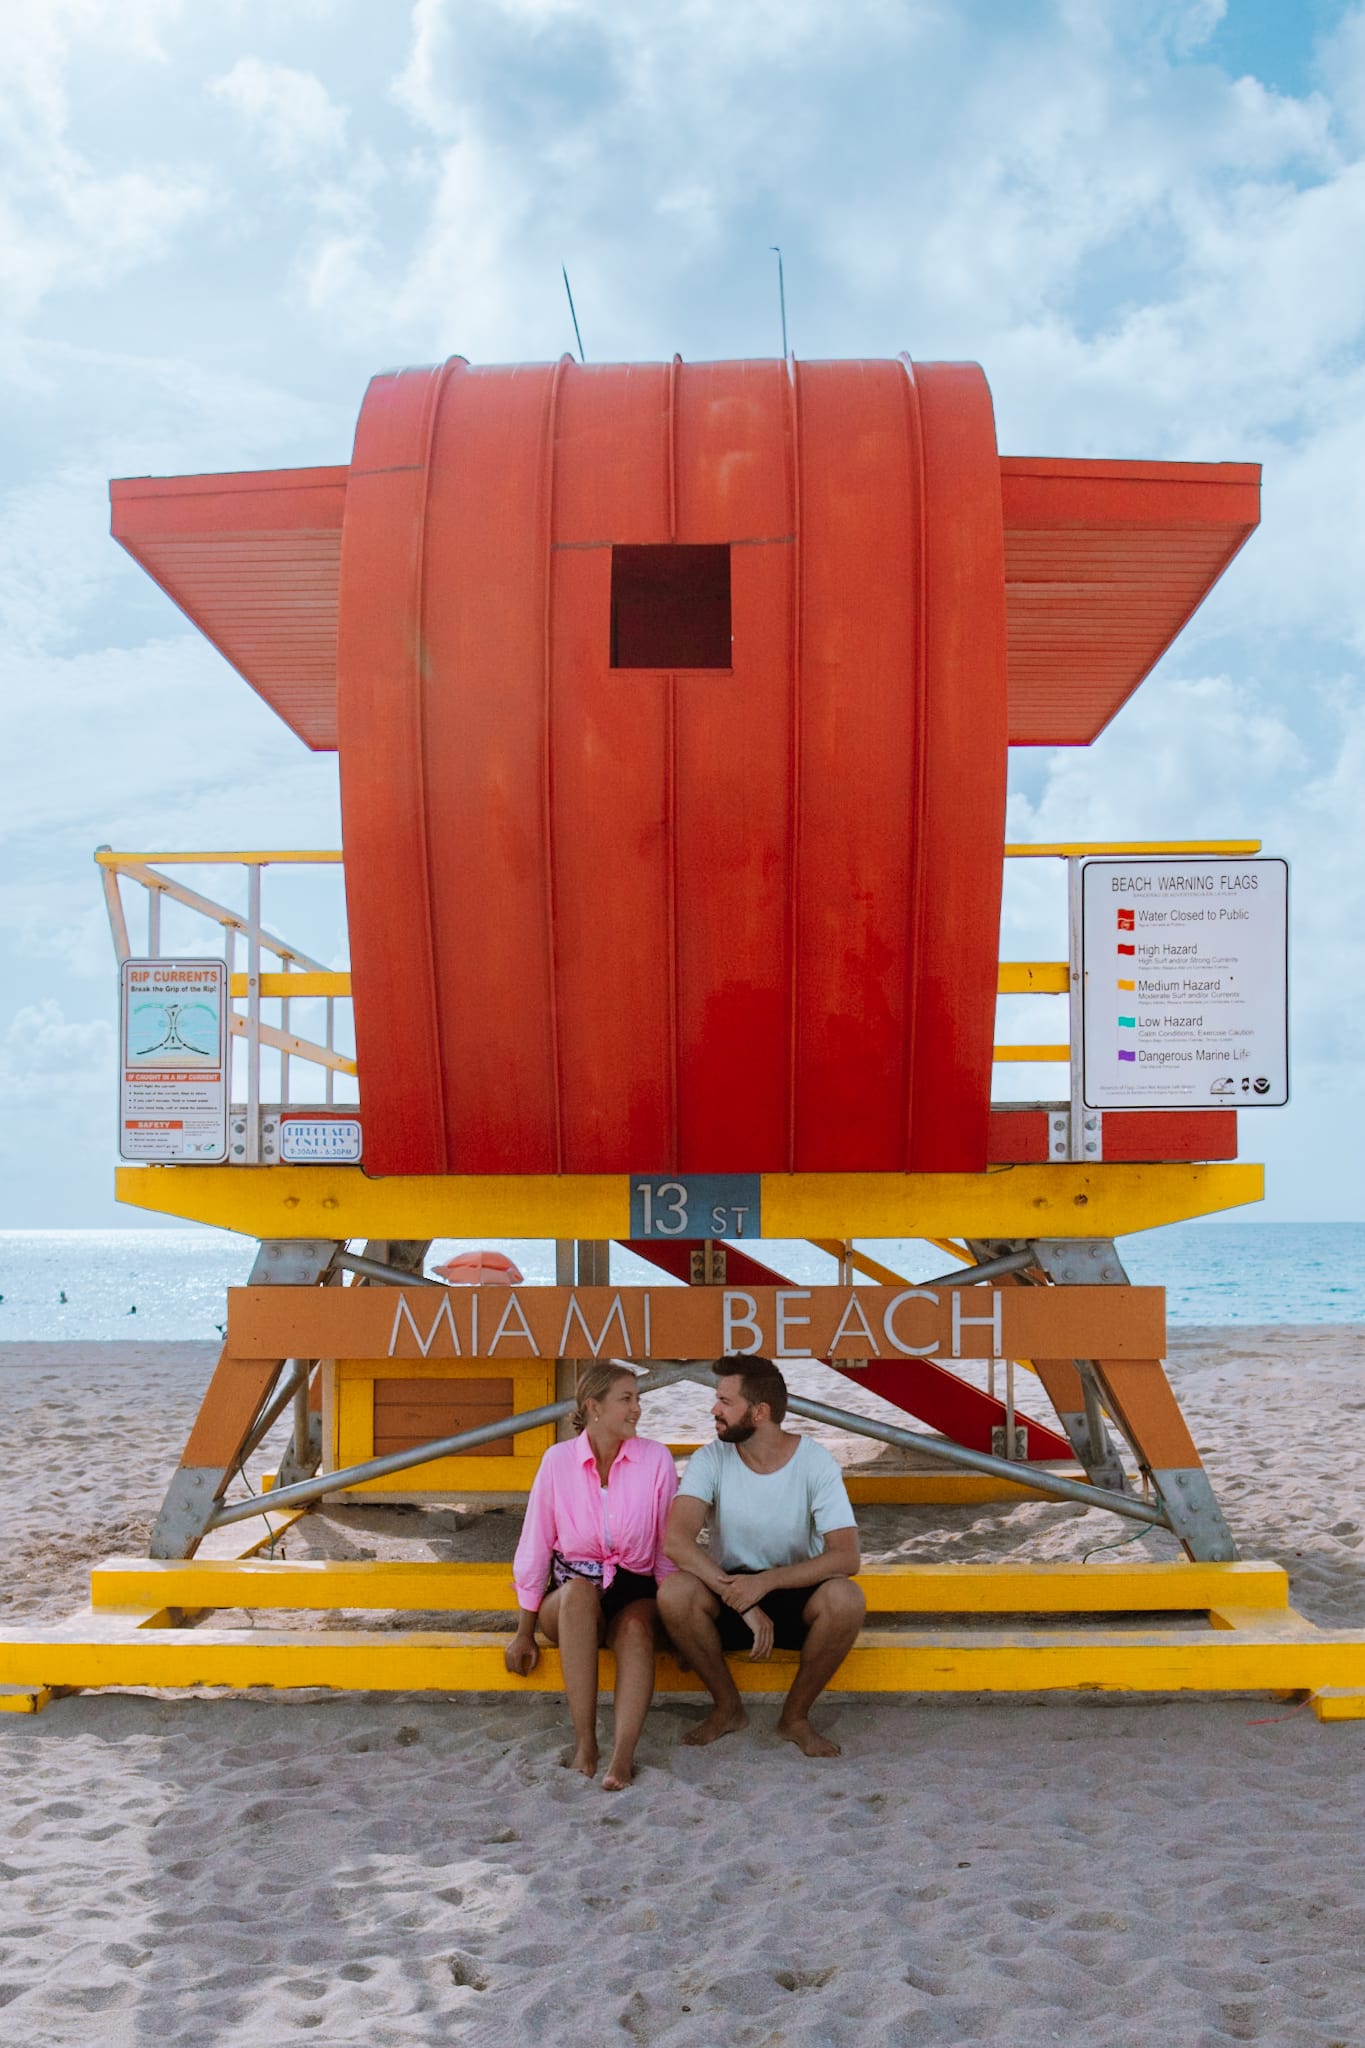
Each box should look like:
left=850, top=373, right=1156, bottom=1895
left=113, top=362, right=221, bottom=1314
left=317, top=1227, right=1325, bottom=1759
left=716, top=1415, right=757, bottom=1444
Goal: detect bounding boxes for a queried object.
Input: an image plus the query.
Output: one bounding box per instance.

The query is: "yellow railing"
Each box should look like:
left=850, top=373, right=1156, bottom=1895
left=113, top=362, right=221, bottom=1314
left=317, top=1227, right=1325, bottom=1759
left=98, top=837, right=1262, bottom=1093
left=992, top=838, right=1260, bottom=1067
left=96, top=850, right=356, bottom=1160
left=1002, top=840, right=1261, bottom=859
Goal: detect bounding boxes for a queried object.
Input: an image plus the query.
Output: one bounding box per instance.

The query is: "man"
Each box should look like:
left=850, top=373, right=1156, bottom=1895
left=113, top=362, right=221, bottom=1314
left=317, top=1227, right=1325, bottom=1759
left=659, top=1356, right=865, bottom=1757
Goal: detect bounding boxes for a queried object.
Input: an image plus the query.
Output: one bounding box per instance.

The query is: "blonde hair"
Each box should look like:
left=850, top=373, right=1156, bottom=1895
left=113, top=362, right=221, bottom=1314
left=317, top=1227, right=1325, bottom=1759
left=572, top=1362, right=636, bottom=1434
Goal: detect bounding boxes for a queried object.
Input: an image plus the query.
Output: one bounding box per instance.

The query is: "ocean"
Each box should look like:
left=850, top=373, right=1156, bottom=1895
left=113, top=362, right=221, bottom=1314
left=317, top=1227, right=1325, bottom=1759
left=0, top=1222, right=1359, bottom=1343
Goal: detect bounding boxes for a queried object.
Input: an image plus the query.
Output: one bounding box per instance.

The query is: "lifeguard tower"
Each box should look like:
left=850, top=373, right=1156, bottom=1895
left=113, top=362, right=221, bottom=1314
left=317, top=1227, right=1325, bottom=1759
left=3, top=353, right=1360, bottom=1715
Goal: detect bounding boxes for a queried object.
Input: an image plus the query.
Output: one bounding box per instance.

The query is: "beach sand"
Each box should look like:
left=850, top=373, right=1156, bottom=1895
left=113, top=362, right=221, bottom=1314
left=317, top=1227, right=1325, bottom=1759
left=1, top=1328, right=1362, bottom=2046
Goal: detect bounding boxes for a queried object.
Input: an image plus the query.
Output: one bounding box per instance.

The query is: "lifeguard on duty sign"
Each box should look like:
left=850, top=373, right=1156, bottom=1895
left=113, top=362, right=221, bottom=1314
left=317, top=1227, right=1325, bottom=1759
left=1080, top=858, right=1288, bottom=1111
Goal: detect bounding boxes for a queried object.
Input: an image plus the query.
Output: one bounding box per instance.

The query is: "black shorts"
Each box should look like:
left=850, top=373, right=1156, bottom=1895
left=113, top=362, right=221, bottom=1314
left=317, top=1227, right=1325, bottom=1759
left=599, top=1569, right=658, bottom=1624
left=549, top=1567, right=658, bottom=1626
left=712, top=1573, right=812, bottom=1653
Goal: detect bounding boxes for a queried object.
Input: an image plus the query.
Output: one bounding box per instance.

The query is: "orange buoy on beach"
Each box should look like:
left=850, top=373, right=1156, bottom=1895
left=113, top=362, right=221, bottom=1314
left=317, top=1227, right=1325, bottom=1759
left=433, top=1251, right=525, bottom=1286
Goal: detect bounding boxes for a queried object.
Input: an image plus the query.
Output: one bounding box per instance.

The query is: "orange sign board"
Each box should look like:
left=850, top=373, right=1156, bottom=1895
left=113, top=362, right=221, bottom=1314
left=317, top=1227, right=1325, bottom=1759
left=226, top=1283, right=1165, bottom=1363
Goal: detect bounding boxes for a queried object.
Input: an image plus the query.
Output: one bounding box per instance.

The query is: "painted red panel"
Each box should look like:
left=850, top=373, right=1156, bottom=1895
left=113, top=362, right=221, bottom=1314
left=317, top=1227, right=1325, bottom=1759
left=669, top=361, right=795, bottom=1170
left=336, top=366, right=450, bottom=1172
left=986, top=1111, right=1052, bottom=1164
left=905, top=364, right=1009, bottom=1170
left=1100, top=1110, right=1239, bottom=1163
left=420, top=361, right=563, bottom=1171
left=550, top=363, right=676, bottom=1170
left=985, top=1109, right=1238, bottom=1163
left=791, top=361, right=918, bottom=1169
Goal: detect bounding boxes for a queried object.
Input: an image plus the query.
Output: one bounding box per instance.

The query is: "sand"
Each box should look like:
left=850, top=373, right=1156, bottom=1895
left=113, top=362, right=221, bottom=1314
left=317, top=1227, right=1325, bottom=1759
left=1, top=1327, right=1362, bottom=2046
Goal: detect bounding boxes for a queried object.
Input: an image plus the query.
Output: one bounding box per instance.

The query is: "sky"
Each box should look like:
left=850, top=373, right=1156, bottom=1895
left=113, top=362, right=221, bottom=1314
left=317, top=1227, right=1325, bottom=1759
left=1, top=0, right=1362, bottom=1226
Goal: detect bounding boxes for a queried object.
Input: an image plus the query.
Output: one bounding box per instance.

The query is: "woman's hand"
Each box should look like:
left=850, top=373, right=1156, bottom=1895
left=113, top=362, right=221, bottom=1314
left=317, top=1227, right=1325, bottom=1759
left=744, top=1606, right=774, bottom=1661
left=504, top=1629, right=540, bottom=1677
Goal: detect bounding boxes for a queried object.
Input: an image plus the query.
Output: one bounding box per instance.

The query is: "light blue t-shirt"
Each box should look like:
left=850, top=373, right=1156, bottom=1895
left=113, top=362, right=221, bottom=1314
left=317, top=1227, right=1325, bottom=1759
left=677, top=1435, right=855, bottom=1572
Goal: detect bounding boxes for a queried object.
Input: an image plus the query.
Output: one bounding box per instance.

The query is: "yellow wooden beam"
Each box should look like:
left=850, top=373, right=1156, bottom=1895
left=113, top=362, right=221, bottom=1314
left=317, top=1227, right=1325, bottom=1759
left=844, top=1473, right=1065, bottom=1506
left=993, top=1044, right=1069, bottom=1063
left=0, top=1685, right=54, bottom=1713
left=229, top=972, right=351, bottom=998
left=1313, top=1689, right=1365, bottom=1722
left=808, top=1240, right=910, bottom=1286
left=89, top=1557, right=1289, bottom=1617
left=759, top=1165, right=1263, bottom=1238
left=97, top=842, right=1263, bottom=868
left=3, top=1620, right=1360, bottom=1697
left=1004, top=840, right=1261, bottom=858
left=96, top=849, right=343, bottom=867
left=113, top=1161, right=1264, bottom=1240
left=997, top=962, right=1069, bottom=994
left=228, top=1013, right=357, bottom=1076
left=273, top=1458, right=1080, bottom=1509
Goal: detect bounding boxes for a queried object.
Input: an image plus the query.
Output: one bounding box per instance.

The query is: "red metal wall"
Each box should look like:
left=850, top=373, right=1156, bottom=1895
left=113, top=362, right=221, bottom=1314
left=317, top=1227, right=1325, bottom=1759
left=336, top=356, right=1008, bottom=1177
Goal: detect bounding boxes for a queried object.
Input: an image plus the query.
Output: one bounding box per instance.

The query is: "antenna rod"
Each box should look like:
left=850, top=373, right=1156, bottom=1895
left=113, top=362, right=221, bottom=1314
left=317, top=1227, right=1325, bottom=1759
left=770, top=245, right=789, bottom=359
left=562, top=265, right=585, bottom=363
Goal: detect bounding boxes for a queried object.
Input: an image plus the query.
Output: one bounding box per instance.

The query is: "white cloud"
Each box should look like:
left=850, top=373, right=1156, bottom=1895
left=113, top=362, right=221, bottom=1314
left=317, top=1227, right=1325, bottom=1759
left=0, top=999, right=112, bottom=1099
left=210, top=57, right=349, bottom=172
left=0, top=0, right=210, bottom=368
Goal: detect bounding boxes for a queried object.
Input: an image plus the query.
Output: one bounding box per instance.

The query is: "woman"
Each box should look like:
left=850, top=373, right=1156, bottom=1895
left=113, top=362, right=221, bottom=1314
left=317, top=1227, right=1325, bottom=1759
left=505, top=1362, right=677, bottom=1789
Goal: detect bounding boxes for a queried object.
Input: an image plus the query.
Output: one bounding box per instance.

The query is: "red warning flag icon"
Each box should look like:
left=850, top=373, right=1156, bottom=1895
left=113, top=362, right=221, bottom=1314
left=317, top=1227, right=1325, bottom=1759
left=1117, top=908, right=1135, bottom=930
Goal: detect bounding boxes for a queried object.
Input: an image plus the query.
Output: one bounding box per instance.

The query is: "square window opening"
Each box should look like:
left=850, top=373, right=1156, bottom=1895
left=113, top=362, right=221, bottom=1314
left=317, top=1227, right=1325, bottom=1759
left=610, top=544, right=732, bottom=670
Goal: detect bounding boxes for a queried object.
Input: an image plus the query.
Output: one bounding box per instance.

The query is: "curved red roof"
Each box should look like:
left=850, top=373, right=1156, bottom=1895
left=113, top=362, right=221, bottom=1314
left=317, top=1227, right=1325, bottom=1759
left=111, top=378, right=1258, bottom=754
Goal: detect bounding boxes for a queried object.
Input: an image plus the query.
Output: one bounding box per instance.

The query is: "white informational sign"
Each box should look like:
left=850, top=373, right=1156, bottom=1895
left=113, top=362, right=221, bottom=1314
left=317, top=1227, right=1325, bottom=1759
left=119, top=959, right=228, bottom=1162
left=1081, top=859, right=1288, bottom=1111
left=279, top=1116, right=363, bottom=1163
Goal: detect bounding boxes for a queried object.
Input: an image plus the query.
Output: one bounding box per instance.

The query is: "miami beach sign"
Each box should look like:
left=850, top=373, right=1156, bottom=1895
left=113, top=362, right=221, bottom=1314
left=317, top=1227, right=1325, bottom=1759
left=1080, top=859, right=1288, bottom=1110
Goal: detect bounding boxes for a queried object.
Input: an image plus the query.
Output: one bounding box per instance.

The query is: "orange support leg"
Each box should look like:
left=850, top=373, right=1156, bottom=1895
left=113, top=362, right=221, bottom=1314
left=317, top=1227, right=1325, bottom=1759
left=1088, top=1357, right=1236, bottom=1561
left=149, top=1346, right=288, bottom=1559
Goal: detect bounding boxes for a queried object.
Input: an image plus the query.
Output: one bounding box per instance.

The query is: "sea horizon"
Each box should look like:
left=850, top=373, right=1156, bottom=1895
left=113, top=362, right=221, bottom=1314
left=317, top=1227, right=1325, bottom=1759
left=0, top=1219, right=1360, bottom=1342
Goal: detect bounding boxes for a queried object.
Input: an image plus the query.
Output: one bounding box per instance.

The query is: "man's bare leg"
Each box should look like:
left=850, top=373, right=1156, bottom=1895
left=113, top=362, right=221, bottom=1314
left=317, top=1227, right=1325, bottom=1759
left=657, top=1572, right=748, bottom=1745
left=539, top=1578, right=603, bottom=1776
left=602, top=1599, right=657, bottom=1789
left=776, top=1577, right=865, bottom=1758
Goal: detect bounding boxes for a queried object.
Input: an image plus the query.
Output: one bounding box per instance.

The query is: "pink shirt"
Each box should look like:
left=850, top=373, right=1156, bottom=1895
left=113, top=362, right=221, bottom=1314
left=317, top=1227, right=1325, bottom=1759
left=512, top=1433, right=678, bottom=1613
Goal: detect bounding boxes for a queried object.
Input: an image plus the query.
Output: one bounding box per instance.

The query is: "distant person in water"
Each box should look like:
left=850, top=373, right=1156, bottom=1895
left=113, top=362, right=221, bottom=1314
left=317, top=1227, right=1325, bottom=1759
left=505, top=1363, right=677, bottom=1789
left=659, top=1357, right=865, bottom=1757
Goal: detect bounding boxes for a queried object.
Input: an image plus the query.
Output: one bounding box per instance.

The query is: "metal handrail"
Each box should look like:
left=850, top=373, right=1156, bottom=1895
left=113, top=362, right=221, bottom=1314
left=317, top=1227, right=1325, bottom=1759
left=96, top=847, right=355, bottom=1123
left=98, top=838, right=1264, bottom=1103
left=208, top=1362, right=1169, bottom=1535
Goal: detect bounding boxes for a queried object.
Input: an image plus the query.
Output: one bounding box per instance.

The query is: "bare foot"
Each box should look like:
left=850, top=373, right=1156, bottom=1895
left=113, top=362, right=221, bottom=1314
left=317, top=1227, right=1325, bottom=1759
left=681, top=1702, right=748, bottom=1747
left=602, top=1753, right=636, bottom=1791
left=565, top=1739, right=599, bottom=1778
left=776, top=1715, right=841, bottom=1757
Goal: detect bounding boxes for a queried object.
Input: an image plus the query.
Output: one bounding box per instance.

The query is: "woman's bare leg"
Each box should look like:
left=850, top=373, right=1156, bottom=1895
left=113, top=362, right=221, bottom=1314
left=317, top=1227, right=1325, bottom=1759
left=537, top=1579, right=604, bottom=1776
left=602, top=1599, right=658, bottom=1789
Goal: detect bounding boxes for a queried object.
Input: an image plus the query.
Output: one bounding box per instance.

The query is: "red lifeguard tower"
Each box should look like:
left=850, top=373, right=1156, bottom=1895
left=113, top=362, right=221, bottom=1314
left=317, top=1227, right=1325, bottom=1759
left=4, top=353, right=1359, bottom=1717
